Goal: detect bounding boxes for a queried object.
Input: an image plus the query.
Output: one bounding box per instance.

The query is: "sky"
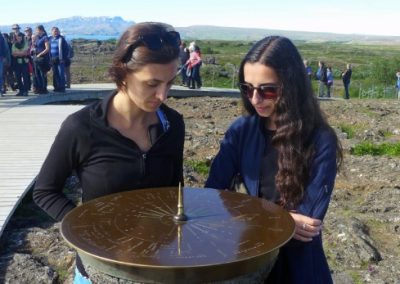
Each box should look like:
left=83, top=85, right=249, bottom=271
left=1, top=0, right=399, bottom=37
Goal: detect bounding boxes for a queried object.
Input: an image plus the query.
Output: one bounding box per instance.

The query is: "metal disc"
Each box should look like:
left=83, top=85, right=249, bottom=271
left=61, top=187, right=295, bottom=283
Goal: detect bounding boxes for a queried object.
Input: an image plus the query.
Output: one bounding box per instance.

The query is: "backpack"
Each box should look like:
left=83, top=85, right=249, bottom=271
left=320, top=67, right=328, bottom=83
left=67, top=42, right=74, bottom=59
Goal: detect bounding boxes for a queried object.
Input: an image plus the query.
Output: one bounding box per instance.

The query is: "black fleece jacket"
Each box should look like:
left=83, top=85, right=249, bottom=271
left=33, top=91, right=185, bottom=222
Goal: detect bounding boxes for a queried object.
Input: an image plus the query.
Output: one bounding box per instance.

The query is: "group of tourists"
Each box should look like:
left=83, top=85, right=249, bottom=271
left=0, top=24, right=73, bottom=97
left=304, top=59, right=352, bottom=99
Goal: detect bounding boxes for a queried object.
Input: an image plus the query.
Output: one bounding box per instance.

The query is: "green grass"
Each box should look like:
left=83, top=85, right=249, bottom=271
left=351, top=142, right=400, bottom=156
left=348, top=270, right=364, bottom=284
left=71, top=39, right=400, bottom=97
left=55, top=267, right=70, bottom=282
left=184, top=160, right=211, bottom=176
left=380, top=130, right=393, bottom=138
left=337, top=123, right=357, bottom=139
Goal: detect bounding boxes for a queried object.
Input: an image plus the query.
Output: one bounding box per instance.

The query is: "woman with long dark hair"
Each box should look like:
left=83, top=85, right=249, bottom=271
left=206, top=36, right=342, bottom=283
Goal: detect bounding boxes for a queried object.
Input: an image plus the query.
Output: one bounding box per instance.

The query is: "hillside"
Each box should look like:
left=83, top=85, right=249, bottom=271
left=0, top=16, right=134, bottom=36
left=177, top=25, right=400, bottom=43
left=2, top=16, right=400, bottom=43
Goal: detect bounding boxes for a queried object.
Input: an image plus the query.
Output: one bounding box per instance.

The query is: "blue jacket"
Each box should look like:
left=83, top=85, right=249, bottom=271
left=48, top=35, right=69, bottom=61
left=206, top=115, right=337, bottom=283
left=0, top=34, right=6, bottom=57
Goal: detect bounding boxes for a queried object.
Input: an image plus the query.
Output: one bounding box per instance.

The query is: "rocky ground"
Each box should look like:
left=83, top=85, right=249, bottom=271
left=1, top=97, right=400, bottom=283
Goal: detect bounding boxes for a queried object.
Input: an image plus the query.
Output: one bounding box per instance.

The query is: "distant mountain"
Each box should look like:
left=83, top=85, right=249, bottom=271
left=177, top=25, right=400, bottom=43
left=0, top=16, right=134, bottom=36
left=1, top=17, right=399, bottom=43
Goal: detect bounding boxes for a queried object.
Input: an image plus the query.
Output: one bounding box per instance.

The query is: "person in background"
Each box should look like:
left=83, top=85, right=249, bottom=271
left=326, top=66, right=333, bottom=98
left=11, top=32, right=30, bottom=96
left=341, top=63, right=352, bottom=99
left=64, top=35, right=74, bottom=88
left=317, top=60, right=327, bottom=97
left=33, top=22, right=185, bottom=284
left=2, top=33, right=14, bottom=94
left=303, top=59, right=313, bottom=80
left=396, top=71, right=400, bottom=99
left=48, top=27, right=69, bottom=92
left=0, top=32, right=11, bottom=96
left=206, top=36, right=342, bottom=283
left=186, top=42, right=202, bottom=89
left=24, top=27, right=34, bottom=92
left=33, top=25, right=50, bottom=94
left=178, top=41, right=190, bottom=86
left=8, top=24, right=21, bottom=91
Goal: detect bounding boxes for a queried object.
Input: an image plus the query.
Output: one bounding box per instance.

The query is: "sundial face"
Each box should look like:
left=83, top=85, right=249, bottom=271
left=61, top=187, right=294, bottom=269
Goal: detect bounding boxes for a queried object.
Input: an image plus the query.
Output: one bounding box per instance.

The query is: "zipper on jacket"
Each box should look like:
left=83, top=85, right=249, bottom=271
left=141, top=153, right=147, bottom=176
left=256, top=180, right=260, bottom=197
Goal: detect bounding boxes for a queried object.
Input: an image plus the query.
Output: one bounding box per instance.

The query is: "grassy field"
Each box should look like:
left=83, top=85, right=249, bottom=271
left=70, top=39, right=400, bottom=99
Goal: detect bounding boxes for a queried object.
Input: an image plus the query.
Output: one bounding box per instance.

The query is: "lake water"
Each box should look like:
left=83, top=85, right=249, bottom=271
left=65, top=34, right=118, bottom=41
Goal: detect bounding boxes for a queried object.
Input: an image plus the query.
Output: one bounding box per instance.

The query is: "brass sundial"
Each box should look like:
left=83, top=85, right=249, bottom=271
left=61, top=186, right=295, bottom=283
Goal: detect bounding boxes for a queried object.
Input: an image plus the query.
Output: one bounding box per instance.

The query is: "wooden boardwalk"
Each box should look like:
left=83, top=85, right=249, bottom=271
left=0, top=95, right=83, bottom=236
left=0, top=83, right=240, bottom=238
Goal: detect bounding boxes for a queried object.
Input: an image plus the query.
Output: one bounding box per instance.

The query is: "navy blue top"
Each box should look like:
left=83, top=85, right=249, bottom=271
left=0, top=34, right=6, bottom=57
left=259, top=127, right=279, bottom=202
left=34, top=34, right=48, bottom=54
left=342, top=69, right=352, bottom=84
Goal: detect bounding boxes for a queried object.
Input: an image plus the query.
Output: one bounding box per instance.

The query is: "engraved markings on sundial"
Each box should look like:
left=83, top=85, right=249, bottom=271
left=68, top=188, right=286, bottom=263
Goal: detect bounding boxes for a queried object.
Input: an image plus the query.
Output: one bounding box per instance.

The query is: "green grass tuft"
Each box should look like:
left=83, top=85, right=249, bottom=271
left=348, top=270, right=364, bottom=284
left=351, top=142, right=400, bottom=156
left=184, top=160, right=210, bottom=176
left=338, top=123, right=357, bottom=139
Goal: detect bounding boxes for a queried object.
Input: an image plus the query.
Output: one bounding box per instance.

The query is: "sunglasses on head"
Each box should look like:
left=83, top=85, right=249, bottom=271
left=123, top=31, right=181, bottom=62
left=239, top=83, right=280, bottom=100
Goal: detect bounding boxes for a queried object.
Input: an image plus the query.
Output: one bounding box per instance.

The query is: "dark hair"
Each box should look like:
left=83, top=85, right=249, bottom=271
left=238, top=36, right=342, bottom=208
left=36, top=25, right=45, bottom=32
left=35, top=25, right=48, bottom=37
left=109, top=22, right=180, bottom=90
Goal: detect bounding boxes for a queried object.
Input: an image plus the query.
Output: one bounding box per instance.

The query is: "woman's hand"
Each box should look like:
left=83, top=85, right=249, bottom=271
left=289, top=212, right=322, bottom=242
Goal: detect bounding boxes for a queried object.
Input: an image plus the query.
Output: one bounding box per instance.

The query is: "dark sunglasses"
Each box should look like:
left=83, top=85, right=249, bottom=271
left=239, top=83, right=280, bottom=100
left=123, top=31, right=181, bottom=62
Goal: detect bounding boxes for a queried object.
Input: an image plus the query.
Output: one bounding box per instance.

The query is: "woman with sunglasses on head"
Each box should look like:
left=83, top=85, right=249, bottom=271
left=205, top=36, right=342, bottom=283
left=33, top=22, right=184, bottom=283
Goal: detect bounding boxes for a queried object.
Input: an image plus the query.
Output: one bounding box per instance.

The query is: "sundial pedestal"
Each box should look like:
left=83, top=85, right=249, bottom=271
left=81, top=252, right=278, bottom=283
